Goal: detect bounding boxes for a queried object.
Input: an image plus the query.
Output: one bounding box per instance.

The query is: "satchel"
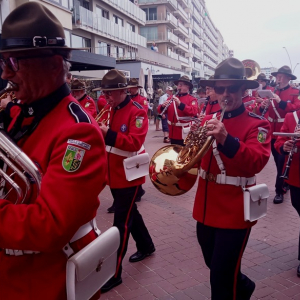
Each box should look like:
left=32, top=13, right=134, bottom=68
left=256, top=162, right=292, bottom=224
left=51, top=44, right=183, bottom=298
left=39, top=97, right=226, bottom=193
left=123, top=153, right=150, bottom=181
left=66, top=227, right=120, bottom=300
left=243, top=184, right=269, bottom=222
left=182, top=124, right=191, bottom=139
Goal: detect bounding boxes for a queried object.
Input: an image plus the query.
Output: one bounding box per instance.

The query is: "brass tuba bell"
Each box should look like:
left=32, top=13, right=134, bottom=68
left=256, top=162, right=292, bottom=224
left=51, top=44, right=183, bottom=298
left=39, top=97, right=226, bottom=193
left=242, top=59, right=261, bottom=80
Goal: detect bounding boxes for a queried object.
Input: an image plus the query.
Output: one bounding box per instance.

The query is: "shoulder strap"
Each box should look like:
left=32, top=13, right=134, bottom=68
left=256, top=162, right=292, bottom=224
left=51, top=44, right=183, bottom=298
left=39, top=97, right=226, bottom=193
left=293, top=111, right=299, bottom=124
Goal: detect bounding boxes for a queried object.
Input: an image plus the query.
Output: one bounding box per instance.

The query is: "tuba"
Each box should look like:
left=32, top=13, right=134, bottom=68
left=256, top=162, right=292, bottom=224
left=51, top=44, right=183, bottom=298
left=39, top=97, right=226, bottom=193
left=0, top=82, right=42, bottom=204
left=149, top=101, right=227, bottom=196
left=242, top=59, right=260, bottom=80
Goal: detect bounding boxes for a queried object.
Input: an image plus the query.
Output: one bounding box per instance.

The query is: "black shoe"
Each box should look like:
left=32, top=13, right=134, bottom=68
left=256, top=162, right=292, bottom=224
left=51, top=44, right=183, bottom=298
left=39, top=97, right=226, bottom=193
left=107, top=205, right=115, bottom=213
left=283, top=183, right=290, bottom=194
left=135, top=189, right=145, bottom=202
left=273, top=194, right=283, bottom=204
left=297, top=264, right=300, bottom=277
left=129, top=244, right=155, bottom=263
left=100, top=276, right=122, bottom=293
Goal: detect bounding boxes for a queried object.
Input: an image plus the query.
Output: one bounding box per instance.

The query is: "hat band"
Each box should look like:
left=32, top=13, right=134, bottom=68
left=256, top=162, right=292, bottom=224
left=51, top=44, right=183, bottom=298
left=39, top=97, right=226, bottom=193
left=214, top=74, right=247, bottom=80
left=101, top=83, right=127, bottom=89
left=1, top=36, right=65, bottom=49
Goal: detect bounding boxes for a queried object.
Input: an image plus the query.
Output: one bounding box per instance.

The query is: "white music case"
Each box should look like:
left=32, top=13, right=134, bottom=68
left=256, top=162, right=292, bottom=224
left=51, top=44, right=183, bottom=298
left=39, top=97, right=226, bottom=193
left=66, top=226, right=120, bottom=300
left=243, top=184, right=269, bottom=222
left=123, top=153, right=150, bottom=181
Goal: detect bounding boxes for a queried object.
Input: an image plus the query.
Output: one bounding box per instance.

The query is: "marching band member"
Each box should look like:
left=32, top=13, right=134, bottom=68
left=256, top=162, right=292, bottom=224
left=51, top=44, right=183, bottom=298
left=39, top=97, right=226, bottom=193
left=159, top=75, right=198, bottom=145
left=128, top=78, right=148, bottom=112
left=275, top=111, right=300, bottom=277
left=97, top=93, right=107, bottom=112
left=256, top=73, right=274, bottom=91
left=194, top=58, right=271, bottom=300
left=0, top=3, right=107, bottom=299
left=259, top=66, right=300, bottom=204
left=71, top=79, right=97, bottom=118
left=98, top=69, right=155, bottom=293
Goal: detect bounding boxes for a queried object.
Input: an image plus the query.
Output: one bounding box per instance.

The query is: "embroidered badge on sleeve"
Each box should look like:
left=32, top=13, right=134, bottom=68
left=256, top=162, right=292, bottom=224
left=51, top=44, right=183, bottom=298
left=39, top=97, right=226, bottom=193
left=85, top=102, right=91, bottom=108
left=135, top=116, right=144, bottom=128
left=257, top=127, right=268, bottom=143
left=62, top=145, right=85, bottom=172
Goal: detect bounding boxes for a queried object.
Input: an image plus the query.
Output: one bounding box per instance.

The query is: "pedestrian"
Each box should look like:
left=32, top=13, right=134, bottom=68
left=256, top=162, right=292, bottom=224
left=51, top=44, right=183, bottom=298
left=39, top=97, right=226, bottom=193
left=194, top=58, right=271, bottom=299
left=153, top=88, right=162, bottom=130
left=0, top=2, right=107, bottom=299
left=97, top=69, right=155, bottom=293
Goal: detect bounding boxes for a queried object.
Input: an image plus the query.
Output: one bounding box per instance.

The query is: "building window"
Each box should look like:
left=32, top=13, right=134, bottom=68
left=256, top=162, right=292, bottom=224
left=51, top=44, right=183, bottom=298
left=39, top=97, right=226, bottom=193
left=142, top=7, right=157, bottom=21
left=71, top=34, right=91, bottom=49
left=127, top=22, right=135, bottom=32
left=64, top=29, right=71, bottom=47
left=98, top=42, right=110, bottom=56
left=114, top=15, right=123, bottom=26
left=140, top=27, right=158, bottom=41
left=48, top=0, right=71, bottom=9
left=116, top=46, right=125, bottom=58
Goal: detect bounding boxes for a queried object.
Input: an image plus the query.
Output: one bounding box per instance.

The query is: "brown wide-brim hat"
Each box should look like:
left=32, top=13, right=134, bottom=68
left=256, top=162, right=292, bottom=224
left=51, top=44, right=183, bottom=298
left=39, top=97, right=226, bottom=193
left=128, top=78, right=143, bottom=88
left=0, top=2, right=85, bottom=53
left=174, top=75, right=193, bottom=89
left=256, top=73, right=269, bottom=82
left=200, top=58, right=259, bottom=89
left=271, top=65, right=297, bottom=80
left=99, top=69, right=128, bottom=91
left=71, top=79, right=86, bottom=91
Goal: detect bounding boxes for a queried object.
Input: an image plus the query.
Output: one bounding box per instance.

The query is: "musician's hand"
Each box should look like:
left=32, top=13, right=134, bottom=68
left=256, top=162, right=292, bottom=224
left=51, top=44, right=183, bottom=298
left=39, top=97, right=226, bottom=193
left=162, top=99, right=171, bottom=108
left=206, top=118, right=228, bottom=145
left=191, top=122, right=199, bottom=131
left=283, top=140, right=294, bottom=152
left=272, top=94, right=281, bottom=103
left=255, top=97, right=264, bottom=103
left=0, top=95, right=12, bottom=110
left=173, top=96, right=180, bottom=106
left=197, top=113, right=205, bottom=123
left=98, top=122, right=108, bottom=137
left=260, top=99, right=270, bottom=109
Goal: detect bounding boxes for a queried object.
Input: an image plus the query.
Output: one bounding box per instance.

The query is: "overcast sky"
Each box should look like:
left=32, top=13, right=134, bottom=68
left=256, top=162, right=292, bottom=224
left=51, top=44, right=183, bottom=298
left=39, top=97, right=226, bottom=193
left=205, top=0, right=300, bottom=80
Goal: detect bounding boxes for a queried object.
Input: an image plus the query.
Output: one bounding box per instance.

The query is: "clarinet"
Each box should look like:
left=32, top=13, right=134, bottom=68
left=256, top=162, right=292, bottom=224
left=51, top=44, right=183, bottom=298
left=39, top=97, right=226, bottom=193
left=201, top=96, right=209, bottom=114
left=157, top=89, right=181, bottom=119
left=281, top=119, right=300, bottom=180
left=261, top=84, right=279, bottom=117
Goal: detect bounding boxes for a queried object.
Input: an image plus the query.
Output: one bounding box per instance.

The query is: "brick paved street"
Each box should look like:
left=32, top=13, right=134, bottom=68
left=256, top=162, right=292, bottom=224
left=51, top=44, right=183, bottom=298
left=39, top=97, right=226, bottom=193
left=96, top=122, right=300, bottom=300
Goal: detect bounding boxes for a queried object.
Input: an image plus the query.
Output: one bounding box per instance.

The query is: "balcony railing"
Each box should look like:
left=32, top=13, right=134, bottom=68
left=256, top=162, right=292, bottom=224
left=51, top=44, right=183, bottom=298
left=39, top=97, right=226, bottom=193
left=169, top=51, right=179, bottom=60
left=194, top=61, right=201, bottom=70
left=192, top=33, right=201, bottom=46
left=74, top=5, right=146, bottom=47
left=178, top=21, right=189, bottom=35
left=177, top=3, right=189, bottom=20
left=192, top=7, right=201, bottom=21
left=146, top=12, right=177, bottom=26
left=141, top=31, right=179, bottom=44
left=101, top=0, right=146, bottom=24
left=193, top=47, right=202, bottom=60
left=178, top=38, right=189, bottom=49
left=138, top=0, right=177, bottom=9
left=192, top=21, right=201, bottom=34
left=178, top=55, right=189, bottom=64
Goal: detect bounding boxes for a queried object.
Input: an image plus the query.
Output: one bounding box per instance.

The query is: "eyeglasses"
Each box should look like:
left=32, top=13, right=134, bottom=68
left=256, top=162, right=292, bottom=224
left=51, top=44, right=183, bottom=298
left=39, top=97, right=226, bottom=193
left=0, top=55, right=55, bottom=72
left=102, top=91, right=112, bottom=96
left=213, top=85, right=242, bottom=94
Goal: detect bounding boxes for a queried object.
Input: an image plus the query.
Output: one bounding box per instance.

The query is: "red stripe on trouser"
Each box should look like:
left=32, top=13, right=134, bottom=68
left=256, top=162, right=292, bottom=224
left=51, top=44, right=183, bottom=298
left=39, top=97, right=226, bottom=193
left=233, top=228, right=250, bottom=300
left=114, top=186, right=138, bottom=277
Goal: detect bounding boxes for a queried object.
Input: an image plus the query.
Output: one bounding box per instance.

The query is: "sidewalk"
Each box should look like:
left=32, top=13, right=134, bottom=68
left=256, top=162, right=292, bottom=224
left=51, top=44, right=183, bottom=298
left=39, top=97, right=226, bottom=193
left=96, top=122, right=300, bottom=300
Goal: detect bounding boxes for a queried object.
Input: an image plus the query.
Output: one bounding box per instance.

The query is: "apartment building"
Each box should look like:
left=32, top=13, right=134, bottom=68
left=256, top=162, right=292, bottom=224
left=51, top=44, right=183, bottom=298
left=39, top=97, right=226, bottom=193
left=261, top=67, right=278, bottom=78
left=138, top=0, right=231, bottom=79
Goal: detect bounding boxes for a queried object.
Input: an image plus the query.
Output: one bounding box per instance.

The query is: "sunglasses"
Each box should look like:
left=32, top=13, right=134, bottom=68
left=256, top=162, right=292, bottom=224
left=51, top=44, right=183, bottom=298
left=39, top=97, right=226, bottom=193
left=102, top=91, right=113, bottom=96
left=213, top=85, right=242, bottom=94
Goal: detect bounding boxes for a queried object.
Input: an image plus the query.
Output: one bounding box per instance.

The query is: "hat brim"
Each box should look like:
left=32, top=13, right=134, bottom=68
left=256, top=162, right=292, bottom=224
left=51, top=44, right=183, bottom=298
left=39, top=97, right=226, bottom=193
left=271, top=72, right=297, bottom=80
left=98, top=87, right=128, bottom=91
left=127, top=85, right=143, bottom=89
left=0, top=46, right=88, bottom=53
left=71, top=88, right=86, bottom=91
left=173, top=80, right=193, bottom=88
left=200, top=79, right=259, bottom=89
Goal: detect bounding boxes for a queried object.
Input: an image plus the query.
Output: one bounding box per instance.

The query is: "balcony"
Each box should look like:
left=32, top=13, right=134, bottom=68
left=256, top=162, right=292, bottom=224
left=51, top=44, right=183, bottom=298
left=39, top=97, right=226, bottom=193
left=194, top=61, right=201, bottom=70
left=101, top=0, right=146, bottom=25
left=179, top=0, right=189, bottom=9
left=169, top=51, right=179, bottom=60
left=138, top=0, right=177, bottom=11
left=178, top=54, right=189, bottom=64
left=193, top=47, right=202, bottom=60
left=192, top=33, right=201, bottom=47
left=73, top=5, right=146, bottom=47
left=192, top=7, right=201, bottom=22
left=192, top=21, right=201, bottom=35
left=143, top=31, right=178, bottom=45
left=174, top=3, right=189, bottom=23
left=174, top=21, right=189, bottom=38
left=176, top=37, right=189, bottom=50
left=146, top=12, right=177, bottom=29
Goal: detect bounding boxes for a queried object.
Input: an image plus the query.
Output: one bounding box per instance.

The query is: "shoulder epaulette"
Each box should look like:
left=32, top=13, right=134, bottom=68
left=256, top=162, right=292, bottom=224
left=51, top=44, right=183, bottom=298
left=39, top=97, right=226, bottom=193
left=248, top=112, right=265, bottom=120
left=132, top=101, right=143, bottom=109
left=68, top=102, right=91, bottom=123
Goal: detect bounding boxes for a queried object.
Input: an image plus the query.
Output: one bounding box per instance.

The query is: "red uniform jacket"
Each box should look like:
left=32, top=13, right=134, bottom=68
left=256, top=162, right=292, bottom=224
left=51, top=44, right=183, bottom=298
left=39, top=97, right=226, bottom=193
left=242, top=95, right=257, bottom=112
left=131, top=93, right=148, bottom=113
left=97, top=95, right=107, bottom=112
left=158, top=93, right=198, bottom=140
left=199, top=98, right=221, bottom=115
left=78, top=94, right=97, bottom=118
left=0, top=84, right=107, bottom=299
left=193, top=105, right=271, bottom=229
left=259, top=85, right=300, bottom=137
left=274, top=111, right=300, bottom=188
left=100, top=96, right=148, bottom=188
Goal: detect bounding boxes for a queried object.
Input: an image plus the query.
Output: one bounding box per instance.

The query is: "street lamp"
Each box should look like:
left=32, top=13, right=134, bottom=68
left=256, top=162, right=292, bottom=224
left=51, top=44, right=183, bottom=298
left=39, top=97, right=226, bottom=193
left=283, top=47, right=293, bottom=70
left=293, top=63, right=299, bottom=73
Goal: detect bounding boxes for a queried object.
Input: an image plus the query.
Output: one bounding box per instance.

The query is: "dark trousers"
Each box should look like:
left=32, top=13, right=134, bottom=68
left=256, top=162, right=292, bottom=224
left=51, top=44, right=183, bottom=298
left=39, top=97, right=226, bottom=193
left=271, top=139, right=286, bottom=194
left=197, top=222, right=254, bottom=300
left=289, top=185, right=300, bottom=260
left=170, top=138, right=184, bottom=146
left=111, top=186, right=153, bottom=278
left=161, top=116, right=169, bottom=132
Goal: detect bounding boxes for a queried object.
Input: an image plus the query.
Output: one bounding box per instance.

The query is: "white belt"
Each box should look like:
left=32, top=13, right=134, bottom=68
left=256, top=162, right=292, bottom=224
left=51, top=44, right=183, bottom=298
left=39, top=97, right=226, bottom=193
left=5, top=218, right=100, bottom=257
left=199, top=168, right=256, bottom=186
left=167, top=120, right=188, bottom=127
left=268, top=116, right=284, bottom=123
left=106, top=145, right=145, bottom=157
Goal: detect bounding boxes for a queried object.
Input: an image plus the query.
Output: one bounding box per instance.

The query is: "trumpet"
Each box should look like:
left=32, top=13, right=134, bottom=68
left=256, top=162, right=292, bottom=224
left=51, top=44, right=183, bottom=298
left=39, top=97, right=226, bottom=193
left=157, top=89, right=181, bottom=119
left=95, top=106, right=111, bottom=127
